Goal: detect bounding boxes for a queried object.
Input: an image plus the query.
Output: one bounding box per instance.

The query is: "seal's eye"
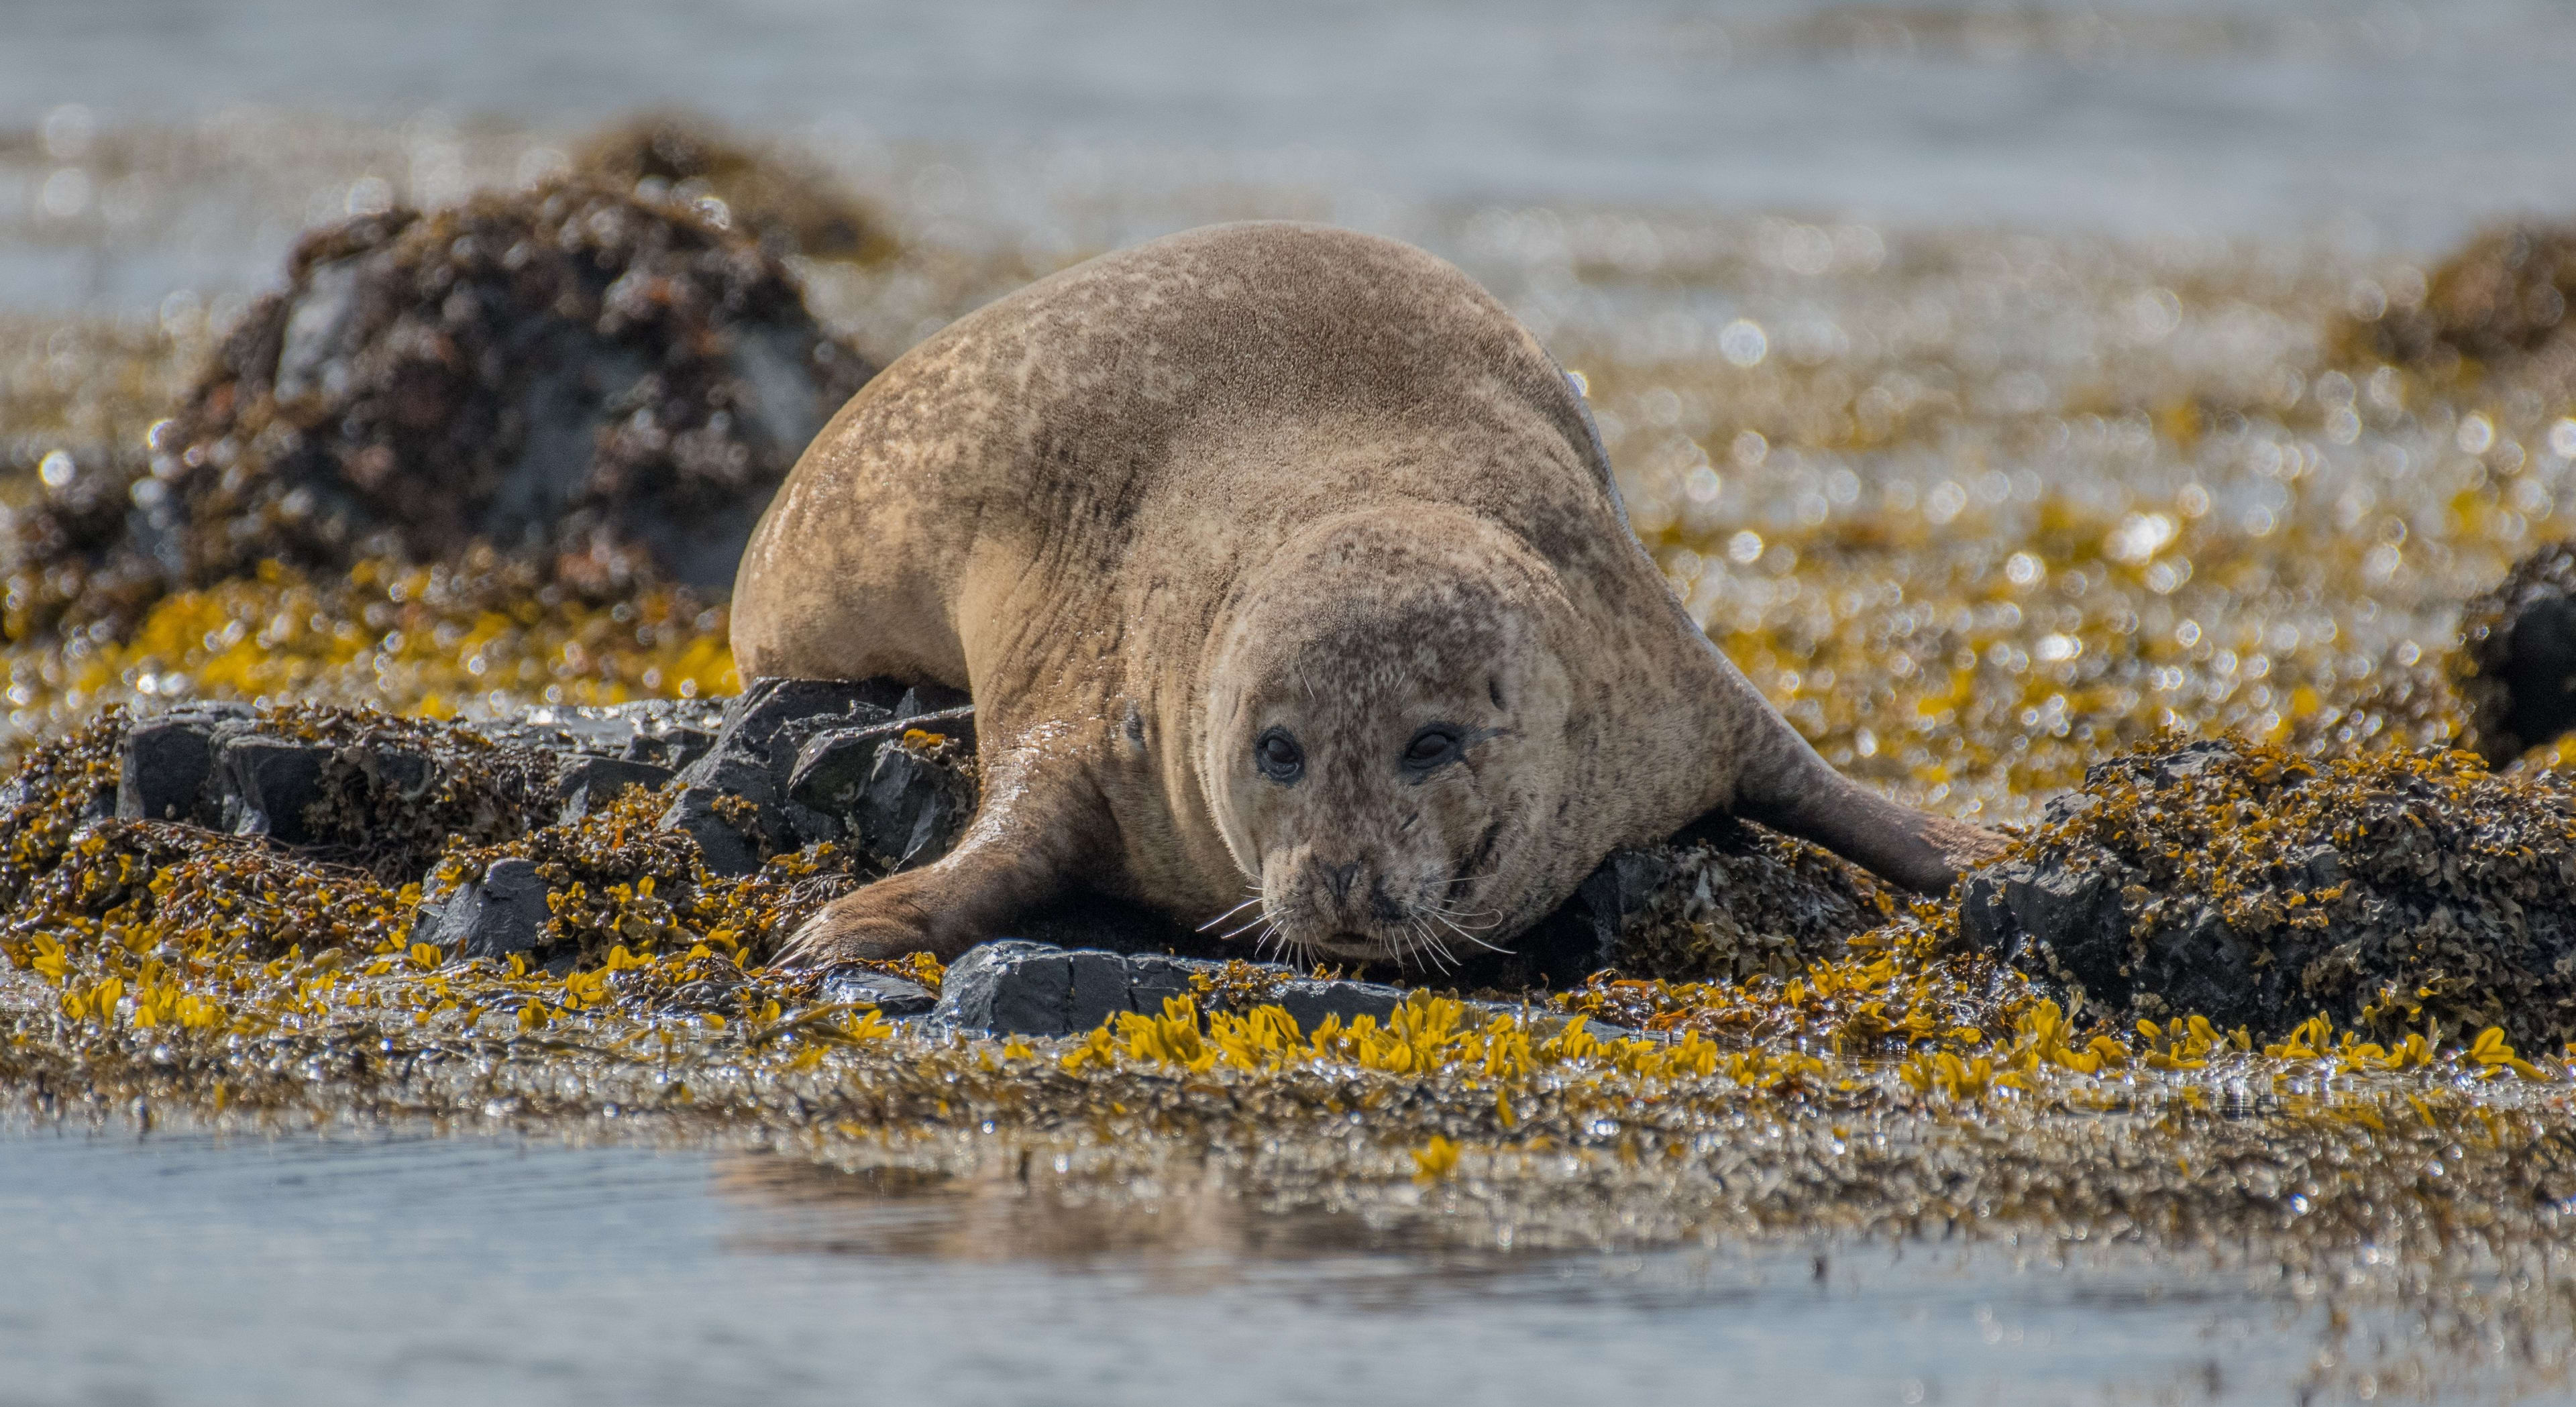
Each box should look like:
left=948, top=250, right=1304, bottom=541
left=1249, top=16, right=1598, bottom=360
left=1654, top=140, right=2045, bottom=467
left=1401, top=726, right=1461, bottom=774
left=1255, top=727, right=1303, bottom=783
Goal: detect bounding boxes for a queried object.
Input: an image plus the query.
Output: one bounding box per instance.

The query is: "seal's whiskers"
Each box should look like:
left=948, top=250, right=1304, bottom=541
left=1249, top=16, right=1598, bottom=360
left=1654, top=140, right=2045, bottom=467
left=1197, top=893, right=1265, bottom=933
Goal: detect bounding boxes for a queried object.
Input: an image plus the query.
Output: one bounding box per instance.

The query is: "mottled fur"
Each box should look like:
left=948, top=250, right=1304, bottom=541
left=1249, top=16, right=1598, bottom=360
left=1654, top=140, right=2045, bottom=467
left=737, top=223, right=1998, bottom=968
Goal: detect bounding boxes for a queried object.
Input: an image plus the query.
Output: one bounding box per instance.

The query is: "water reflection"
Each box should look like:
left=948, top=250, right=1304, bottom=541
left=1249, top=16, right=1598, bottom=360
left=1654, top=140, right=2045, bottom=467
left=0, top=1125, right=2528, bottom=1404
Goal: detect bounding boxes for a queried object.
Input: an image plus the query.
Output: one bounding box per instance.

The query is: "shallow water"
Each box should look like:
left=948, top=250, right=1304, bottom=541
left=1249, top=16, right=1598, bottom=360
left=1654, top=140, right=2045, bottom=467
left=10, top=0, right=2576, bottom=319
left=0, top=1124, right=2347, bottom=1406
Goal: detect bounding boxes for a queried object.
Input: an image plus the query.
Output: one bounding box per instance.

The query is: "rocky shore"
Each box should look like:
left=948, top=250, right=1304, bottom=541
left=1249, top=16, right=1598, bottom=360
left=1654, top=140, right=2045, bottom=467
left=6, top=140, right=2576, bottom=1048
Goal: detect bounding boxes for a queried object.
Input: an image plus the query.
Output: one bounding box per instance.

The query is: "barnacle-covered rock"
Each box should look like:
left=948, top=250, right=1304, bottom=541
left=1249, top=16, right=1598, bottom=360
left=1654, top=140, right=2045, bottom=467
left=1957, top=734, right=2576, bottom=1045
left=5, top=178, right=877, bottom=640
left=553, top=756, right=676, bottom=824
left=1601, top=817, right=1898, bottom=984
left=2456, top=541, right=2576, bottom=764
left=572, top=111, right=898, bottom=265
left=2355, top=224, right=2576, bottom=372
left=92, top=702, right=557, bottom=883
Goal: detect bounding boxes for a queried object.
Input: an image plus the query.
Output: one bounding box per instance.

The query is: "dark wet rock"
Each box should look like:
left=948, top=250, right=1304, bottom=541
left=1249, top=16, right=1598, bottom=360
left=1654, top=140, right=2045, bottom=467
left=213, top=736, right=333, bottom=845
left=933, top=940, right=1411, bottom=1037
left=2459, top=542, right=2576, bottom=763
left=1519, top=845, right=1674, bottom=987
left=555, top=756, right=674, bottom=824
left=422, top=856, right=552, bottom=960
left=115, top=711, right=235, bottom=824
left=817, top=968, right=938, bottom=1017
left=95, top=703, right=564, bottom=885
left=663, top=676, right=906, bottom=856
left=5, top=178, right=877, bottom=640
left=1950, top=733, right=2576, bottom=1045
left=660, top=675, right=978, bottom=868
left=932, top=941, right=1088, bottom=1035
left=657, top=786, right=763, bottom=877
left=1266, top=977, right=1411, bottom=1032
left=722, top=677, right=910, bottom=753
left=841, top=734, right=976, bottom=870
left=929, top=939, right=1609, bottom=1039
left=786, top=706, right=976, bottom=812
left=1959, top=862, right=2125, bottom=1001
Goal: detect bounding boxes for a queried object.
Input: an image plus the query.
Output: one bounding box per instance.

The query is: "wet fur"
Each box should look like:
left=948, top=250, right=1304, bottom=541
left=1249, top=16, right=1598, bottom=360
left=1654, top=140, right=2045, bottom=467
left=736, top=222, right=2000, bottom=968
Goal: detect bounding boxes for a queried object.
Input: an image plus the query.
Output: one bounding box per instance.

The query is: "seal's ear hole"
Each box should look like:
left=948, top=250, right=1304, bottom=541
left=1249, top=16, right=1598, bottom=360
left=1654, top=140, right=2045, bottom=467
left=1255, top=726, right=1304, bottom=784
left=1489, top=677, right=1506, bottom=710
left=1401, top=725, right=1462, bottom=775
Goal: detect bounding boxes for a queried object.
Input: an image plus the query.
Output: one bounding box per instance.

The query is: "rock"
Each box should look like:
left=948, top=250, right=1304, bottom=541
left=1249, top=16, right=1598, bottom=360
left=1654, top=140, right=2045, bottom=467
left=722, top=676, right=908, bottom=749
left=1951, top=734, right=2576, bottom=1044
left=932, top=940, right=1414, bottom=1037
left=555, top=756, right=674, bottom=824
left=844, top=735, right=975, bottom=870
left=817, top=968, right=938, bottom=1017
left=116, top=717, right=224, bottom=824
left=213, top=736, right=332, bottom=845
left=1958, top=860, right=2128, bottom=1005
left=4, top=178, right=879, bottom=639
left=424, top=856, right=553, bottom=961
left=2354, top=223, right=2576, bottom=371
left=786, top=706, right=977, bottom=813
left=1598, top=815, right=1896, bottom=987
left=895, top=684, right=973, bottom=718
left=572, top=112, right=899, bottom=264
left=111, top=703, right=264, bottom=826
left=932, top=940, right=1091, bottom=1035
left=1519, top=846, right=1672, bottom=987
left=484, top=699, right=725, bottom=772
left=2459, top=542, right=2576, bottom=763
left=1267, top=977, right=1409, bottom=1031
left=657, top=786, right=763, bottom=877
left=660, top=676, right=926, bottom=860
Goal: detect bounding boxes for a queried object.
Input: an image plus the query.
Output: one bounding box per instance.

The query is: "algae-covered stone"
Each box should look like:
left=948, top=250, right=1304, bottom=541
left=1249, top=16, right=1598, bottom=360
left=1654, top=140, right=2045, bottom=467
left=554, top=756, right=675, bottom=824
left=1952, top=734, right=2576, bottom=1044
left=1603, top=817, right=1897, bottom=985
left=6, top=178, right=879, bottom=640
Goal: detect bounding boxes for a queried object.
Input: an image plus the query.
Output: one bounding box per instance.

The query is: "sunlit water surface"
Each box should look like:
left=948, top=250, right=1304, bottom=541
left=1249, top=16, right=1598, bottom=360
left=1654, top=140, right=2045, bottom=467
left=0, top=1125, right=2343, bottom=1406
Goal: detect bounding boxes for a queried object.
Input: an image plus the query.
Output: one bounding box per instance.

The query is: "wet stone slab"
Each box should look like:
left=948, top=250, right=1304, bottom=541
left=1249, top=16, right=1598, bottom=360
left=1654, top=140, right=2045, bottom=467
left=923, top=940, right=1622, bottom=1039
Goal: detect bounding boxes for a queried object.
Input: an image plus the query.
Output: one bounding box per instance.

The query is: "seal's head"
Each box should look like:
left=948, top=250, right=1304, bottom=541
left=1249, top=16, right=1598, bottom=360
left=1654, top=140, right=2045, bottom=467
left=1203, top=512, right=1576, bottom=968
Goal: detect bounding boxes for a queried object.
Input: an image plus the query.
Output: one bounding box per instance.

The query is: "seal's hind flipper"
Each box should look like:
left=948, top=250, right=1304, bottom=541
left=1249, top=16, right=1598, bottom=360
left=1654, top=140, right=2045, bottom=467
left=1731, top=741, right=2007, bottom=896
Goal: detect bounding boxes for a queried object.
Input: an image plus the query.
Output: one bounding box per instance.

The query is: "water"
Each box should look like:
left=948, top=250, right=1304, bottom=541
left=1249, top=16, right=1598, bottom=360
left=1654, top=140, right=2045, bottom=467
left=9, top=0, right=2576, bottom=319
left=13, top=0, right=2575, bottom=243
left=0, top=1125, right=2333, bottom=1406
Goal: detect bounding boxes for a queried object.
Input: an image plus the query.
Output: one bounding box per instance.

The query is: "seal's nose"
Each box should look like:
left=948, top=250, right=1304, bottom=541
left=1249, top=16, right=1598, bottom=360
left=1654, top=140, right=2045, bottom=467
left=1323, top=860, right=1361, bottom=901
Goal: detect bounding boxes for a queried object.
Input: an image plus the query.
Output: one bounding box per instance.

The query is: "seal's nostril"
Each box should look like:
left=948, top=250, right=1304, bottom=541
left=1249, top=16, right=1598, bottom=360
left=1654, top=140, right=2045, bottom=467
left=1324, top=861, right=1360, bottom=899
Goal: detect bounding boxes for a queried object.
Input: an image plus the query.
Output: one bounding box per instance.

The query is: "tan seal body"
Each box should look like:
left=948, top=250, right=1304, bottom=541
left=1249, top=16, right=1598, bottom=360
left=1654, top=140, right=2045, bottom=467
left=738, top=222, right=1998, bottom=968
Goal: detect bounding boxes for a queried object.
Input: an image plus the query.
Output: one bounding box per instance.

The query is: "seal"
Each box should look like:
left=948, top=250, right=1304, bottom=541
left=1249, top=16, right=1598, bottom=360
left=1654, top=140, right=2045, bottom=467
left=738, top=221, right=2000, bottom=969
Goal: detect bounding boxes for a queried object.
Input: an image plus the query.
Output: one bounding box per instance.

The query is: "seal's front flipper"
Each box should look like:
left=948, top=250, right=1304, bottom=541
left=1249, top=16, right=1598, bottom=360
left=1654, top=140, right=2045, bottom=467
left=773, top=742, right=1105, bottom=966
left=1733, top=742, right=2007, bottom=895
